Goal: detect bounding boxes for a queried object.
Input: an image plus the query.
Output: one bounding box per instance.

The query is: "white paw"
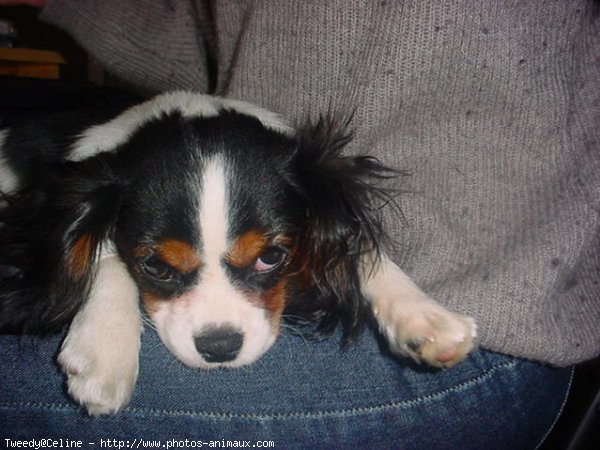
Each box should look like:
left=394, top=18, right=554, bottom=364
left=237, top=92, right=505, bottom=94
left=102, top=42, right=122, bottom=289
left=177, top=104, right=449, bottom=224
left=374, top=301, right=477, bottom=368
left=58, top=326, right=139, bottom=415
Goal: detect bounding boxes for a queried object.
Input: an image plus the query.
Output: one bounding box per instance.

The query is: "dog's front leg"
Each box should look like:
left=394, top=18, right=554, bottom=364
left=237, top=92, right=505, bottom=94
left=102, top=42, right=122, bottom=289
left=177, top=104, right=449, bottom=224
left=58, top=251, right=141, bottom=415
left=362, top=254, right=477, bottom=367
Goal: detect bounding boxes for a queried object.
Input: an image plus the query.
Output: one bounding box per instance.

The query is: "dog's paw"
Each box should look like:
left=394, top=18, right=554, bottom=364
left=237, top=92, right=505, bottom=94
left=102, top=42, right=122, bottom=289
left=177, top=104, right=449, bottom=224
left=58, top=330, right=139, bottom=415
left=374, top=301, right=477, bottom=368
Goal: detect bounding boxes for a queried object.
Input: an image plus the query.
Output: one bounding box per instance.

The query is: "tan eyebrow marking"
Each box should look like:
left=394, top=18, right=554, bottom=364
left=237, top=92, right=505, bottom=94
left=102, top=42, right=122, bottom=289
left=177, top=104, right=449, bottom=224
left=139, top=238, right=200, bottom=274
left=226, top=230, right=269, bottom=268
left=225, top=231, right=293, bottom=269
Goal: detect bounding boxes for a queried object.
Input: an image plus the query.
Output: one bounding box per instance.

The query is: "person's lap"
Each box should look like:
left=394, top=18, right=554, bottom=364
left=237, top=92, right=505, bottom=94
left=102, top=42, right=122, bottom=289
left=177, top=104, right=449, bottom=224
left=0, top=326, right=571, bottom=449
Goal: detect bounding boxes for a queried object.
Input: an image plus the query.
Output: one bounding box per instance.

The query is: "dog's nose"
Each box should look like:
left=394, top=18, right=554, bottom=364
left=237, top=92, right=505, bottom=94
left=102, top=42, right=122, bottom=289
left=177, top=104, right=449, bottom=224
left=194, top=326, right=244, bottom=363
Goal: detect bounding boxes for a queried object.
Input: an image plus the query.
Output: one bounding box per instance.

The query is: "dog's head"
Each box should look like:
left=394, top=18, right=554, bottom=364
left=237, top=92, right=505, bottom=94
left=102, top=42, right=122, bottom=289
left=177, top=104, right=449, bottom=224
left=2, top=93, right=393, bottom=368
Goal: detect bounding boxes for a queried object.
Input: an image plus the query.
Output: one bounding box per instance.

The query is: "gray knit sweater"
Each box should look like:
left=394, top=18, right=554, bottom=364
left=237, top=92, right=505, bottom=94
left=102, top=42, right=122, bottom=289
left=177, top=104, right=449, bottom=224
left=42, top=0, right=600, bottom=366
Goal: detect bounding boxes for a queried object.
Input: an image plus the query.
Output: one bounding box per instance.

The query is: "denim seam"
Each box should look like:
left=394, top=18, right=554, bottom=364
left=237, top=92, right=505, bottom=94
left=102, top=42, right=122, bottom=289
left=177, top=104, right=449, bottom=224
left=0, top=358, right=518, bottom=420
left=533, top=366, right=575, bottom=450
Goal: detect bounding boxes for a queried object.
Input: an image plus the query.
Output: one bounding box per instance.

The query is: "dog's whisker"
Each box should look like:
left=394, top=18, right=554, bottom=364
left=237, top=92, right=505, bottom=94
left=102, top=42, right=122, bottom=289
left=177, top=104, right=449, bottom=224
left=279, top=323, right=311, bottom=344
left=140, top=314, right=157, bottom=331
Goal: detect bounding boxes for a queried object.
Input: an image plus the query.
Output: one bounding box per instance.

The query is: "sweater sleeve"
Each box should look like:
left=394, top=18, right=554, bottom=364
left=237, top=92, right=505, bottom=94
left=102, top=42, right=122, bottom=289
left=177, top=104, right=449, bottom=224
left=40, top=0, right=213, bottom=93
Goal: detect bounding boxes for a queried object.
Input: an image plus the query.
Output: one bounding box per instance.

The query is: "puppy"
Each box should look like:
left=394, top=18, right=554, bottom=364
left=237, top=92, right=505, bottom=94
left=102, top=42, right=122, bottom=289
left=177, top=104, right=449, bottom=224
left=0, top=92, right=476, bottom=415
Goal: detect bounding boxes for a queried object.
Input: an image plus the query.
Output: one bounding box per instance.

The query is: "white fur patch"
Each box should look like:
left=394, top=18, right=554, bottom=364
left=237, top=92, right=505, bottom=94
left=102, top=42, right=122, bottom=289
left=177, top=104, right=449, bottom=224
left=200, top=157, right=230, bottom=273
left=58, top=250, right=142, bottom=415
left=150, top=156, right=277, bottom=368
left=362, top=254, right=477, bottom=367
left=0, top=129, right=19, bottom=195
left=68, top=92, right=293, bottom=162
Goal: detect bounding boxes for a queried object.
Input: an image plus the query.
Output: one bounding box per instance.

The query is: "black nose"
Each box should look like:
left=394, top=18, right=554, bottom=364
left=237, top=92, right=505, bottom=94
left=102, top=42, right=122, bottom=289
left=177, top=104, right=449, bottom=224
left=194, top=326, right=244, bottom=363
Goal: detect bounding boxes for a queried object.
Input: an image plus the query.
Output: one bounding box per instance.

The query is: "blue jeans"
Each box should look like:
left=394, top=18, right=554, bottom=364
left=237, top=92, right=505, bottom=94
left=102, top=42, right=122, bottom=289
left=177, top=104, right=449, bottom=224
left=0, top=327, right=571, bottom=449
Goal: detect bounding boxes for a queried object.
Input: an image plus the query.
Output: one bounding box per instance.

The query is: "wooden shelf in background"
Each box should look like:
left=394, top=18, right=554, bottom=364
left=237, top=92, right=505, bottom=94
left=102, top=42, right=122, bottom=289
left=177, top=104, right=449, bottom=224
left=0, top=47, right=66, bottom=79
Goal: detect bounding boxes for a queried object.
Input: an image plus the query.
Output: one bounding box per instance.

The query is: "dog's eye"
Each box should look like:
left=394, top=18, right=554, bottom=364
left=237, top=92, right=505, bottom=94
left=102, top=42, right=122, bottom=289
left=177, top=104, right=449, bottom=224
left=140, top=256, right=176, bottom=282
left=253, top=246, right=287, bottom=272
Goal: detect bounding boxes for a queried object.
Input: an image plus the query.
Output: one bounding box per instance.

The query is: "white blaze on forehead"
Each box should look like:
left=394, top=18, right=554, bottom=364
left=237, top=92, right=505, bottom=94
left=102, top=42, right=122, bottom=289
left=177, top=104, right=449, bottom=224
left=68, top=91, right=293, bottom=162
left=199, top=156, right=229, bottom=269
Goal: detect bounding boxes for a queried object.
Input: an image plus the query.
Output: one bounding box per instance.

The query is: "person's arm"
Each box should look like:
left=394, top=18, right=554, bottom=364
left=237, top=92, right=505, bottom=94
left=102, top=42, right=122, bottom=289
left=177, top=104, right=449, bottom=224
left=40, top=0, right=212, bottom=93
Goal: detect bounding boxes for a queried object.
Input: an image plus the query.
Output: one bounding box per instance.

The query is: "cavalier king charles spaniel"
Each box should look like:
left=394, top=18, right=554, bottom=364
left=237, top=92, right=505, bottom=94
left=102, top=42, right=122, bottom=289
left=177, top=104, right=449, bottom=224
left=0, top=92, right=476, bottom=414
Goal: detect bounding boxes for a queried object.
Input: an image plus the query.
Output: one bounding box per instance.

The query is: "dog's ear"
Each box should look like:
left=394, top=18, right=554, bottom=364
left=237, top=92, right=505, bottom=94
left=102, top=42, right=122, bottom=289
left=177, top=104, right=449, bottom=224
left=285, top=117, right=398, bottom=344
left=0, top=162, right=123, bottom=334
left=59, top=180, right=122, bottom=284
